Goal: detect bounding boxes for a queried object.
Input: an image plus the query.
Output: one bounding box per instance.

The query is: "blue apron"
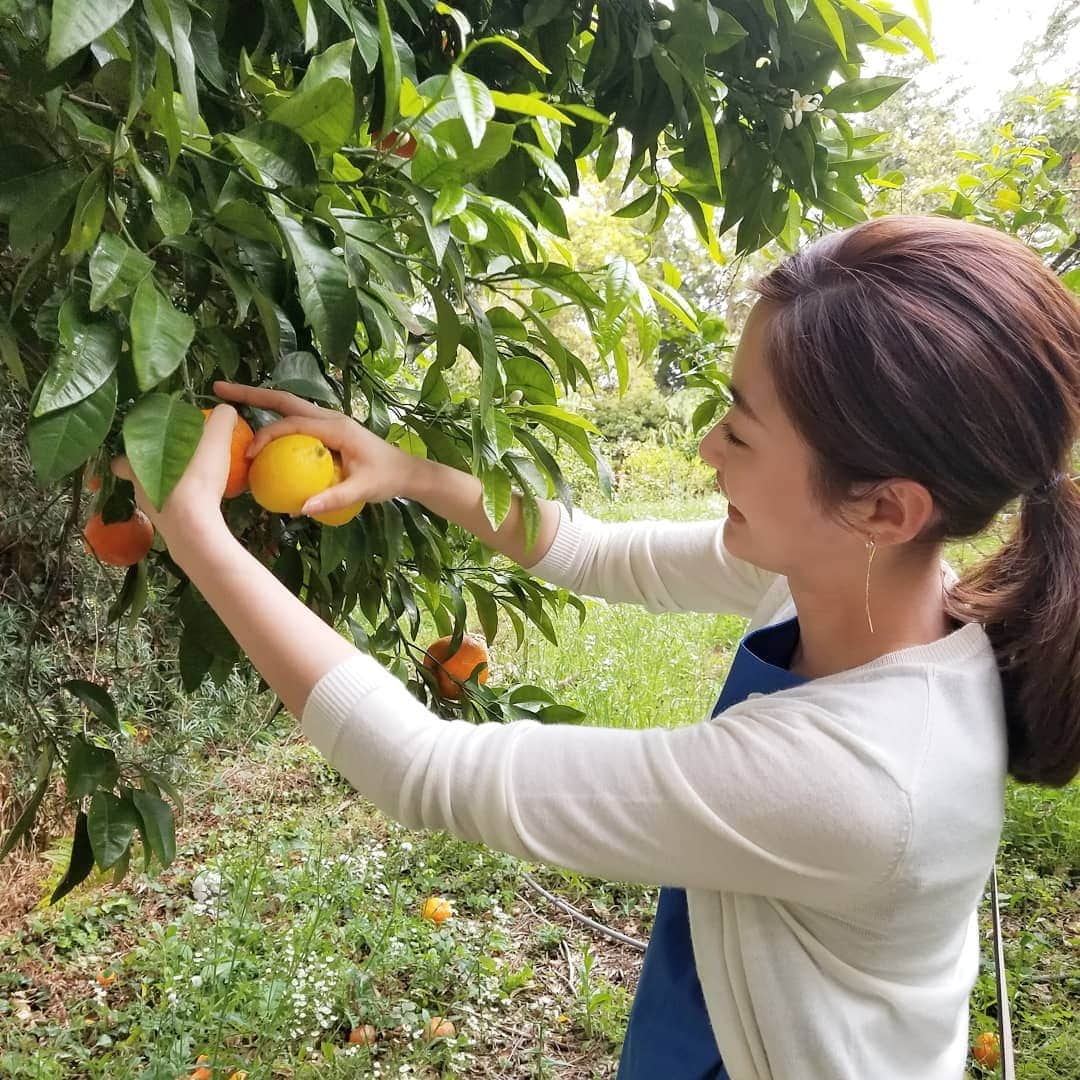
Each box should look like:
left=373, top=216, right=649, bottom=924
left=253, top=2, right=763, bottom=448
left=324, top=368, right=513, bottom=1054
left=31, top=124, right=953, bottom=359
left=617, top=616, right=808, bottom=1080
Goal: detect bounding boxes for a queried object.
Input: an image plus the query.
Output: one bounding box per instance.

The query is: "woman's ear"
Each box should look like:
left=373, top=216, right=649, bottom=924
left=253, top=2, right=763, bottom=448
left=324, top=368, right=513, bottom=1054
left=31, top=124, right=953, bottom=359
left=860, top=479, right=937, bottom=545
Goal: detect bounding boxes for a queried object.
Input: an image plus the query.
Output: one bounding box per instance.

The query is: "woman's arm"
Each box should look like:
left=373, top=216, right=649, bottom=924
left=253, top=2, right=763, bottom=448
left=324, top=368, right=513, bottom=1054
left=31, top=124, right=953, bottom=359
left=110, top=417, right=905, bottom=905
left=217, top=383, right=777, bottom=617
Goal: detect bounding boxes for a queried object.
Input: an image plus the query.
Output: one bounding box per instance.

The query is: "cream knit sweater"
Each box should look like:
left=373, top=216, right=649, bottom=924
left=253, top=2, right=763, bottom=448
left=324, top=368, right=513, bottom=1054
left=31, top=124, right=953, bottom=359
left=301, top=505, right=1008, bottom=1079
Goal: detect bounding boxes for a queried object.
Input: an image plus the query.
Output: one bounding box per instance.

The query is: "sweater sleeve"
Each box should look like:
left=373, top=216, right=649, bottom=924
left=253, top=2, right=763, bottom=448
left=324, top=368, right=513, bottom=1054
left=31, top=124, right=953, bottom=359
left=302, top=651, right=911, bottom=905
left=525, top=503, right=777, bottom=617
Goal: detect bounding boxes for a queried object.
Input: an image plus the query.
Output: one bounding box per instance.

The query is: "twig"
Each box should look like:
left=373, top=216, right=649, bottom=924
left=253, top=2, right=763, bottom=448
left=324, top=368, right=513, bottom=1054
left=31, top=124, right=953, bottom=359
left=520, top=871, right=647, bottom=953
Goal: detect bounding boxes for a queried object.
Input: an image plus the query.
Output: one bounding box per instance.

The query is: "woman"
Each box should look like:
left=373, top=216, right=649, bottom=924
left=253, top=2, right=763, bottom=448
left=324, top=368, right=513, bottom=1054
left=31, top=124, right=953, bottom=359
left=113, top=215, right=1080, bottom=1079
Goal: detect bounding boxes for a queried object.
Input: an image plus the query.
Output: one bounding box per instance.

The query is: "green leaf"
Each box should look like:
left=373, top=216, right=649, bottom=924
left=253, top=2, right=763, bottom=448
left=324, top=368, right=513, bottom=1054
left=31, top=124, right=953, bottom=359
left=891, top=15, right=935, bottom=62
left=28, top=374, right=117, bottom=488
left=47, top=0, right=135, bottom=68
left=225, top=122, right=318, bottom=188
left=594, top=129, right=618, bottom=181
left=293, top=0, right=319, bottom=50
left=0, top=742, right=55, bottom=862
left=520, top=404, right=601, bottom=435
left=0, top=319, right=27, bottom=390
left=821, top=76, right=908, bottom=113
left=130, top=278, right=195, bottom=390
left=834, top=0, right=883, bottom=35
left=413, top=119, right=515, bottom=187
left=7, top=165, right=83, bottom=253
left=375, top=0, right=401, bottom=131
left=88, top=791, right=139, bottom=870
left=489, top=90, right=572, bottom=124
left=50, top=812, right=97, bottom=904
left=612, top=189, right=657, bottom=219
left=465, top=581, right=499, bottom=643
left=269, top=351, right=339, bottom=403
left=65, top=737, right=120, bottom=799
left=811, top=0, right=846, bottom=59
left=786, top=0, right=808, bottom=19
left=62, top=681, right=120, bottom=730
left=432, top=186, right=468, bottom=224
left=472, top=34, right=551, bottom=74
left=134, top=161, right=192, bottom=237
left=450, top=67, right=494, bottom=149
left=479, top=464, right=512, bottom=530
left=89, top=234, right=154, bottom=312
left=503, top=354, right=557, bottom=405
left=268, top=40, right=356, bottom=153
left=121, top=393, right=204, bottom=511
left=132, top=788, right=177, bottom=869
left=467, top=298, right=502, bottom=431
left=151, top=0, right=199, bottom=122
left=61, top=166, right=107, bottom=257
left=34, top=320, right=120, bottom=417
left=273, top=208, right=358, bottom=362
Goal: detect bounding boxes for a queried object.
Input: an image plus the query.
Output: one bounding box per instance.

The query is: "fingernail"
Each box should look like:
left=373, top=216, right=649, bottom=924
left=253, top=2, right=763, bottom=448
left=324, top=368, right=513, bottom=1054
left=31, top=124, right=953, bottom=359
left=302, top=500, right=322, bottom=514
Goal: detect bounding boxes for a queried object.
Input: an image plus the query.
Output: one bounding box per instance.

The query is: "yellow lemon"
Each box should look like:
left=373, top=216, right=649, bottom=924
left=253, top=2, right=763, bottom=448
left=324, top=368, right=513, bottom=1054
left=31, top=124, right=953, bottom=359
left=248, top=434, right=335, bottom=514
left=311, top=456, right=366, bottom=527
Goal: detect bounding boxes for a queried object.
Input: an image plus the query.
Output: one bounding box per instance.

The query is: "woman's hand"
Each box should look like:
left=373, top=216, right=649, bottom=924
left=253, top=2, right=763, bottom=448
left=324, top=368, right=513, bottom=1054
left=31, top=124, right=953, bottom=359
left=110, top=404, right=236, bottom=557
left=212, top=381, right=425, bottom=514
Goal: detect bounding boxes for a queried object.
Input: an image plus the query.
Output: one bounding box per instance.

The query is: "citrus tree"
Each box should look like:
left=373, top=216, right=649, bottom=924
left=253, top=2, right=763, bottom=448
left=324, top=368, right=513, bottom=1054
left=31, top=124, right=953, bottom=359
left=0, top=0, right=928, bottom=900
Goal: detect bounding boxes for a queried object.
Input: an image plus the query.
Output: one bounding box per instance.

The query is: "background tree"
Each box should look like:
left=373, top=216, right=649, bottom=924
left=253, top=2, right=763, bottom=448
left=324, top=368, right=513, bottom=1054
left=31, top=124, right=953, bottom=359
left=0, top=0, right=927, bottom=898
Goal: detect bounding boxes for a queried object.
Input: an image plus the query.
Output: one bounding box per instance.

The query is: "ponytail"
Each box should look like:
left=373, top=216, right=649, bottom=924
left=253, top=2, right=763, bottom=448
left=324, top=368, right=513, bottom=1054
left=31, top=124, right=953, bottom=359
left=945, top=475, right=1080, bottom=786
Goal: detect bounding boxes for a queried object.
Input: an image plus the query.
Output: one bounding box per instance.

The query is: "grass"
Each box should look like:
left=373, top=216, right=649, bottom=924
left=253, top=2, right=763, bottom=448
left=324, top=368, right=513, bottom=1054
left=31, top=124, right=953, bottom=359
left=1, top=488, right=1077, bottom=1077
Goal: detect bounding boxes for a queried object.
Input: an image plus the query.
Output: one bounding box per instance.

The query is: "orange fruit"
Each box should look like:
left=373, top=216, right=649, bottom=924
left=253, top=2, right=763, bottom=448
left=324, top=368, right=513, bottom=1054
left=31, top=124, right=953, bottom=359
left=95, top=971, right=117, bottom=986
left=423, top=1016, right=456, bottom=1041
left=190, top=1054, right=212, bottom=1079
left=310, top=454, right=366, bottom=527
left=202, top=408, right=255, bottom=498
left=971, top=1031, right=1000, bottom=1069
left=83, top=510, right=154, bottom=567
left=347, top=1024, right=377, bottom=1046
left=422, top=634, right=490, bottom=700
left=372, top=130, right=417, bottom=158
left=422, top=896, right=453, bottom=923
left=248, top=433, right=335, bottom=514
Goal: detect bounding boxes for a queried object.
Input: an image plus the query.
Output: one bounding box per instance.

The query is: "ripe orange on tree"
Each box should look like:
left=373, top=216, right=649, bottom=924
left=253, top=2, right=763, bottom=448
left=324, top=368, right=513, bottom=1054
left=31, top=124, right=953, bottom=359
left=309, top=452, right=366, bottom=527
left=248, top=433, right=334, bottom=514
left=201, top=408, right=254, bottom=498
left=371, top=129, right=417, bottom=158
left=971, top=1031, right=1001, bottom=1069
left=422, top=633, right=490, bottom=700
left=422, top=896, right=453, bottom=923
left=83, top=510, right=154, bottom=567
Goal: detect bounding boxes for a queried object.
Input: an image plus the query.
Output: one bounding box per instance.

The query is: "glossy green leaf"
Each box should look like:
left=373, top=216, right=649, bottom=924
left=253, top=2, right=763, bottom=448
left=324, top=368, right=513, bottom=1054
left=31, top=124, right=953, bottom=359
left=88, top=791, right=139, bottom=870
left=89, top=234, right=154, bottom=311
left=835, top=0, right=883, bottom=35
left=47, top=0, right=135, bottom=68
left=0, top=742, right=55, bottom=862
left=432, top=186, right=468, bottom=224
left=7, top=165, right=83, bottom=252
left=225, top=122, right=318, bottom=188
left=0, top=319, right=27, bottom=390
left=65, top=737, right=120, bottom=799
left=450, top=67, right=494, bottom=149
left=28, top=373, right=117, bottom=487
left=269, top=351, right=338, bottom=403
left=130, top=278, right=195, bottom=390
left=274, top=209, right=358, bottom=361
left=62, top=680, right=120, bottom=732
left=268, top=40, right=355, bottom=153
left=821, top=76, right=908, bottom=112
left=34, top=320, right=120, bottom=417
left=479, top=464, right=512, bottom=530
left=489, top=90, right=572, bottom=124
left=132, top=788, right=177, bottom=869
left=61, top=166, right=107, bottom=257
left=50, top=812, right=97, bottom=904
left=121, top=393, right=204, bottom=510
left=375, top=0, right=401, bottom=131
left=811, top=0, right=846, bottom=58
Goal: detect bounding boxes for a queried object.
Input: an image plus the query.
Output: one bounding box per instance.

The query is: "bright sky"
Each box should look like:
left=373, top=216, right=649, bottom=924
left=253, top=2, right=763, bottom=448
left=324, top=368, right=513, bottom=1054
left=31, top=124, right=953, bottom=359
left=881, top=0, right=1077, bottom=116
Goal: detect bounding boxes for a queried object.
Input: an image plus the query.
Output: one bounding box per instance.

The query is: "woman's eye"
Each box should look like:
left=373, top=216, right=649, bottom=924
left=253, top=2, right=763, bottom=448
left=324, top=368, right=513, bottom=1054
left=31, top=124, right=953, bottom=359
left=720, top=420, right=745, bottom=447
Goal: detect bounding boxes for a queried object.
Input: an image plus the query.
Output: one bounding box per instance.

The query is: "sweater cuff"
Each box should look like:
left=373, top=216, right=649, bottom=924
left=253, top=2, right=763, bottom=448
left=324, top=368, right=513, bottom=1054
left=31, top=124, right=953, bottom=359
left=301, top=651, right=400, bottom=760
left=525, top=502, right=593, bottom=583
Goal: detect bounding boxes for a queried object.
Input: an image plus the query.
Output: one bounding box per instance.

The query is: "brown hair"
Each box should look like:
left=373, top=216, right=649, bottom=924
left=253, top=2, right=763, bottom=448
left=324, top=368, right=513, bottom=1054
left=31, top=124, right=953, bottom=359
left=753, top=215, right=1080, bottom=787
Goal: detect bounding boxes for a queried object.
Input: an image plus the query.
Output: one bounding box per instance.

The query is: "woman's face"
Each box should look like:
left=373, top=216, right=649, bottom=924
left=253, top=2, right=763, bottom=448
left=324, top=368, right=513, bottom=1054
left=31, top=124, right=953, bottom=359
left=698, top=300, right=858, bottom=577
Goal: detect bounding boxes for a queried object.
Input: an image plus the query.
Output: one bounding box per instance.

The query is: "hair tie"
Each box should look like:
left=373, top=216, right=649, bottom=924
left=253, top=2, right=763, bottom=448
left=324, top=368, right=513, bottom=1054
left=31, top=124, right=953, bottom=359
left=1027, top=471, right=1068, bottom=501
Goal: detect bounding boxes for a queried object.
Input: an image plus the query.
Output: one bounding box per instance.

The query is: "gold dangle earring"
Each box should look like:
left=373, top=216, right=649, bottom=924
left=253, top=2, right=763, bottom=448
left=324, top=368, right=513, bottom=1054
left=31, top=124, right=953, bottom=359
left=864, top=535, right=877, bottom=635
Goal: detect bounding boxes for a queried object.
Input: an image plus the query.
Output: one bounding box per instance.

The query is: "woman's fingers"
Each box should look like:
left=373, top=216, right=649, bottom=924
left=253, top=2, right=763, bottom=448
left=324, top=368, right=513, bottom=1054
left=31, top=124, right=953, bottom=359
left=301, top=477, right=367, bottom=515
left=244, top=414, right=347, bottom=459
left=212, top=381, right=328, bottom=420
